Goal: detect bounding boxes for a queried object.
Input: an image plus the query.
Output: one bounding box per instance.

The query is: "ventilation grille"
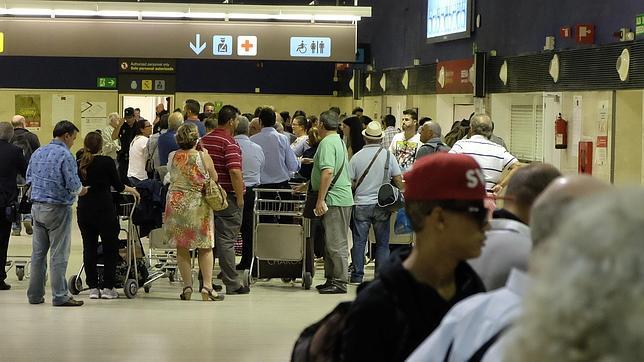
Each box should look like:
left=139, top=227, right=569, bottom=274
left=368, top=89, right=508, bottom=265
left=488, top=40, right=644, bottom=93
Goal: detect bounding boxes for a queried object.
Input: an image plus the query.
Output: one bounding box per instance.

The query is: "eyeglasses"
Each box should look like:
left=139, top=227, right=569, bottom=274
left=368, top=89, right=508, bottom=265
left=440, top=203, right=488, bottom=228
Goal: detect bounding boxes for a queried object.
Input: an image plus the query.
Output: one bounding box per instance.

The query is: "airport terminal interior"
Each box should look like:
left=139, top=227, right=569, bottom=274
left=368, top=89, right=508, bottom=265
left=2, top=0, right=644, bottom=361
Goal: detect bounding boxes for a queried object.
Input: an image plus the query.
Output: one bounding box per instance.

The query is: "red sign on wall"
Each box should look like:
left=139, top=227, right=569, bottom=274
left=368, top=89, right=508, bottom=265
left=436, top=59, right=474, bottom=94
left=576, top=24, right=596, bottom=44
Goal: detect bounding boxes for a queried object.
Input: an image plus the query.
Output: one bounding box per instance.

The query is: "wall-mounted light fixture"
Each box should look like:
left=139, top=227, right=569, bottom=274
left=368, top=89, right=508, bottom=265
left=401, top=70, right=409, bottom=90
left=438, top=66, right=446, bottom=88
left=499, top=61, right=508, bottom=86
left=616, top=48, right=630, bottom=82
left=549, top=54, right=560, bottom=83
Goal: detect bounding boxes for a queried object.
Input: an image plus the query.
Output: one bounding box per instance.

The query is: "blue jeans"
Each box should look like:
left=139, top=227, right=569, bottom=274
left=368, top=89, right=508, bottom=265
left=27, top=203, right=73, bottom=305
left=351, top=204, right=391, bottom=279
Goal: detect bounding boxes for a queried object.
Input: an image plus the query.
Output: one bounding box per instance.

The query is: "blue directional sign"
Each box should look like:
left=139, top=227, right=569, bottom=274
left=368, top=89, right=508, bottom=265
left=213, top=35, right=233, bottom=56
left=290, top=37, right=331, bottom=58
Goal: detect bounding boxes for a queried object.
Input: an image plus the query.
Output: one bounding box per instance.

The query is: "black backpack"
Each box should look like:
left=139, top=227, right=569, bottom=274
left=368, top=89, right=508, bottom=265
left=11, top=132, right=34, bottom=162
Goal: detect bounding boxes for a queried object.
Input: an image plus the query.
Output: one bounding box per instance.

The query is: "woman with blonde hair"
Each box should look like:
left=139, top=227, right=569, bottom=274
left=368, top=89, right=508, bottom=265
left=164, top=123, right=223, bottom=301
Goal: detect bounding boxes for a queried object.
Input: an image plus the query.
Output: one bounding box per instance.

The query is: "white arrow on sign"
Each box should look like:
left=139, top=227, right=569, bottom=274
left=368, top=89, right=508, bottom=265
left=189, top=34, right=207, bottom=55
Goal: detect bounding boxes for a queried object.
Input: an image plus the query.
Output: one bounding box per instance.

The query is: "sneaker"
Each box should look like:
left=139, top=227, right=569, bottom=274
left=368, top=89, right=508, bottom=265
left=11, top=229, right=20, bottom=236
left=226, top=285, right=250, bottom=295
left=89, top=288, right=100, bottom=299
left=101, top=288, right=119, bottom=299
left=23, top=220, right=33, bottom=235
left=0, top=281, right=11, bottom=290
left=349, top=276, right=363, bottom=285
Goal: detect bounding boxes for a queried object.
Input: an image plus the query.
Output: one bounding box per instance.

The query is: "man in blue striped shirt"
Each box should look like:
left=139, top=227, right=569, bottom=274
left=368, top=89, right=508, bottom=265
left=27, top=121, right=88, bottom=307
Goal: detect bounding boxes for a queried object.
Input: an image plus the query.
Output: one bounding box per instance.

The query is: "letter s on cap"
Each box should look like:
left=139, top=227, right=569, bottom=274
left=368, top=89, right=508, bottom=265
left=466, top=169, right=483, bottom=188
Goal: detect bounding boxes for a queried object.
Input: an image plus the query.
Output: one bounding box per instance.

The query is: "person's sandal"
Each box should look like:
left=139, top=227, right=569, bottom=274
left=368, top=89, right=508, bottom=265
left=201, top=288, right=225, bottom=301
left=180, top=286, right=193, bottom=300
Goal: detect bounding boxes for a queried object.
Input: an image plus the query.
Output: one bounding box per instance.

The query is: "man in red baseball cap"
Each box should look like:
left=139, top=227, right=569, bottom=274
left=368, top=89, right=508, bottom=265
left=338, top=153, right=489, bottom=361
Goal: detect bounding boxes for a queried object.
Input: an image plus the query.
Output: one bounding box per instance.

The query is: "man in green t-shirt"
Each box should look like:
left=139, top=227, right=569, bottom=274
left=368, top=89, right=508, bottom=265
left=311, top=110, right=354, bottom=294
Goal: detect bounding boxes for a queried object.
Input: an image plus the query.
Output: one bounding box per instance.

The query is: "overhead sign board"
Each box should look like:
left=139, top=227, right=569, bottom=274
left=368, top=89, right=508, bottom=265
left=119, top=59, right=176, bottom=74
left=0, top=19, right=357, bottom=62
left=118, top=74, right=176, bottom=94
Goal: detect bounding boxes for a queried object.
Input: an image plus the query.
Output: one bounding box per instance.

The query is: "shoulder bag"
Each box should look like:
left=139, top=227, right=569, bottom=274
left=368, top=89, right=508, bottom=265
left=303, top=157, right=345, bottom=219
left=198, top=151, right=228, bottom=211
left=377, top=150, right=404, bottom=211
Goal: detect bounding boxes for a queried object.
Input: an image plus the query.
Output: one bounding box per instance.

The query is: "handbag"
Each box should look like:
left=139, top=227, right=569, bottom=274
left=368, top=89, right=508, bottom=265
left=198, top=151, right=228, bottom=211
left=377, top=151, right=404, bottom=211
left=303, top=158, right=345, bottom=219
left=145, top=139, right=158, bottom=177
left=17, top=184, right=32, bottom=215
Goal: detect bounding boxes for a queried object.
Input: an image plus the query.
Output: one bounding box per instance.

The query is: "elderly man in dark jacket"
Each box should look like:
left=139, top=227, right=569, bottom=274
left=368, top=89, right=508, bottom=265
left=0, top=122, right=27, bottom=290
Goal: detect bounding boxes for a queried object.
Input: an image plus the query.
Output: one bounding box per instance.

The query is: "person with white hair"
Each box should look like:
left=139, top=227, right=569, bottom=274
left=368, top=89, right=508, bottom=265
left=407, top=175, right=609, bottom=362
left=9, top=115, right=40, bottom=236
left=102, top=112, right=121, bottom=161
left=502, top=187, right=644, bottom=361
left=233, top=115, right=265, bottom=271
left=449, top=114, right=519, bottom=194
left=415, top=121, right=450, bottom=160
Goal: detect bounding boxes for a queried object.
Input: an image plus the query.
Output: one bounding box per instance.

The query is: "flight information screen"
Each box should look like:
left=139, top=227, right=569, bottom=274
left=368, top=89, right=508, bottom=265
left=426, top=0, right=472, bottom=43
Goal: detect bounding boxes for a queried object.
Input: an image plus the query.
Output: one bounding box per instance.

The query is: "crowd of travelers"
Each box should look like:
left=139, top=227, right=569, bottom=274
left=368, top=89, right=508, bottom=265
left=0, top=102, right=639, bottom=361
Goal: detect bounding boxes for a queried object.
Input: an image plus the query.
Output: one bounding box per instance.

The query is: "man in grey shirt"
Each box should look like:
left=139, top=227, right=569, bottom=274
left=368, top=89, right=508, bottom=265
left=234, top=116, right=265, bottom=270
left=348, top=121, right=404, bottom=283
left=468, top=163, right=560, bottom=290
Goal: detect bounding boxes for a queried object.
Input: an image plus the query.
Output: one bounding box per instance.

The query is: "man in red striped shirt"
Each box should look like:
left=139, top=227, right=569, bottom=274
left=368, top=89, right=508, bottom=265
left=201, top=105, right=250, bottom=295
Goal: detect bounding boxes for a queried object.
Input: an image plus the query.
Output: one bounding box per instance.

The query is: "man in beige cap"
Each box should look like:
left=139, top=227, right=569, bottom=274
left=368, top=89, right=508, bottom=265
left=347, top=121, right=404, bottom=284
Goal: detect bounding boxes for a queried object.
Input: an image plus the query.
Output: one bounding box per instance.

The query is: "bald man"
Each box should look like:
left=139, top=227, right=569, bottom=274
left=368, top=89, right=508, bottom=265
left=416, top=121, right=450, bottom=160
left=408, top=174, right=610, bottom=362
left=10, top=115, right=40, bottom=236
left=249, top=117, right=262, bottom=136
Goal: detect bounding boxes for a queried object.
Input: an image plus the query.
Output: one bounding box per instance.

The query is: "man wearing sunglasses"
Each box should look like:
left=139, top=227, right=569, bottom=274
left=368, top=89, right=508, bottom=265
left=339, top=153, right=488, bottom=361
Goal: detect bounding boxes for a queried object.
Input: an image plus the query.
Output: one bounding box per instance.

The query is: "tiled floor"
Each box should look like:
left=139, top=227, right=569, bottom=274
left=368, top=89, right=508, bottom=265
left=1, top=217, right=368, bottom=361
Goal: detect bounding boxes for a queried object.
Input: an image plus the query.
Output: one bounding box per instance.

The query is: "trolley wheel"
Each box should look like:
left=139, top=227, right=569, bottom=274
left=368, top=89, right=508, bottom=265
left=144, top=285, right=151, bottom=293
left=124, top=279, right=138, bottom=299
left=281, top=278, right=293, bottom=283
left=68, top=275, right=82, bottom=295
left=16, top=266, right=25, bottom=281
left=168, top=271, right=175, bottom=283
left=303, top=272, right=312, bottom=290
left=242, top=269, right=251, bottom=287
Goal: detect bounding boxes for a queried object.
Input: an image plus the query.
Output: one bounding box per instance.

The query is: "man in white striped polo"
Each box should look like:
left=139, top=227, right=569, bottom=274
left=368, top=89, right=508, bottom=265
left=449, top=114, right=520, bottom=194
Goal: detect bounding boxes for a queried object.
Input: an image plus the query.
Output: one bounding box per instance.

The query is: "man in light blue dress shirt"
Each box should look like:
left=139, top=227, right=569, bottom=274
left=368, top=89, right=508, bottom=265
left=234, top=116, right=265, bottom=270
left=26, top=121, right=88, bottom=307
left=250, top=108, right=299, bottom=189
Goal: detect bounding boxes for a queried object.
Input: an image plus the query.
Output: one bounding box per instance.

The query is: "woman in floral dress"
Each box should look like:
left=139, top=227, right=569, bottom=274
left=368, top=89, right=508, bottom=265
left=164, top=123, right=223, bottom=301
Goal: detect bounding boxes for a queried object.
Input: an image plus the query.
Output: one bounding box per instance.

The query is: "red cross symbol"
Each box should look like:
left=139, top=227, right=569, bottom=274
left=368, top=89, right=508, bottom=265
left=241, top=39, right=254, bottom=52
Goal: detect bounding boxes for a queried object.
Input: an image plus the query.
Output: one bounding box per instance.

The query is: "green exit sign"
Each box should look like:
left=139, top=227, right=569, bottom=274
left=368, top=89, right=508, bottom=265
left=97, top=77, right=117, bottom=89
left=637, top=13, right=644, bottom=38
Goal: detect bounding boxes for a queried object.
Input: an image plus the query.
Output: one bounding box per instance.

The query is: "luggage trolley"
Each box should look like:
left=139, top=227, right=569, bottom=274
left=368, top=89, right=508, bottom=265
left=245, top=187, right=313, bottom=290
left=69, top=194, right=165, bottom=298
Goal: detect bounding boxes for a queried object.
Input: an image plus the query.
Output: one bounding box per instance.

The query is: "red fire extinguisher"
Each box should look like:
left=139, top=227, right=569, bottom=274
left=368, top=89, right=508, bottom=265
left=555, top=113, right=568, bottom=149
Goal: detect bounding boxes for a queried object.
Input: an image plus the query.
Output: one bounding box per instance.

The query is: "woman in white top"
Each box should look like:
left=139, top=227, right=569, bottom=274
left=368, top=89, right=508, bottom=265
left=290, top=116, right=311, bottom=157
left=127, top=119, right=152, bottom=185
